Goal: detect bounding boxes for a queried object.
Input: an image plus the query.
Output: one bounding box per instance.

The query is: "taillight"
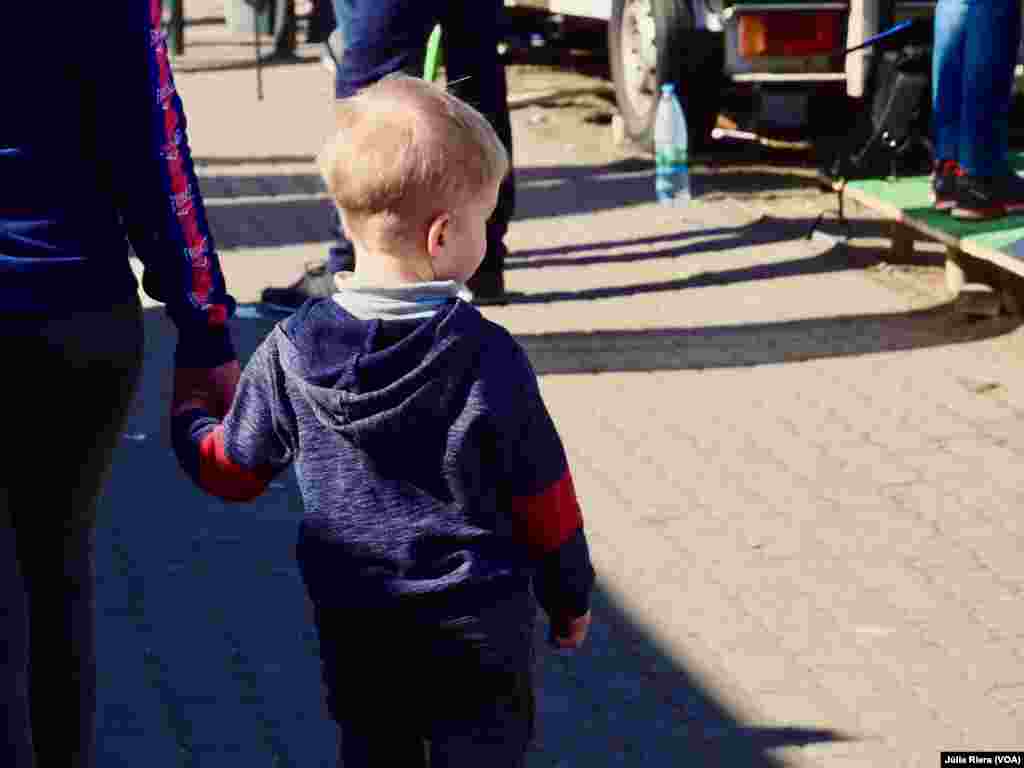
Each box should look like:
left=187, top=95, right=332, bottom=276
left=738, top=12, right=843, bottom=57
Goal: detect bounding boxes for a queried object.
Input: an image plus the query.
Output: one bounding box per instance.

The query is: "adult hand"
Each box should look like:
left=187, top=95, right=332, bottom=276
left=551, top=610, right=591, bottom=651
left=171, top=359, right=241, bottom=419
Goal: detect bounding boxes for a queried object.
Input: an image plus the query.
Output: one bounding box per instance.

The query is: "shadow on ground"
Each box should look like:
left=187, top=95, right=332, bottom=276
left=534, top=585, right=849, bottom=765
left=495, top=213, right=945, bottom=303
left=182, top=142, right=1019, bottom=370
left=193, top=155, right=828, bottom=249
left=499, top=220, right=1022, bottom=375
left=513, top=159, right=818, bottom=222
left=94, top=307, right=850, bottom=766
left=517, top=303, right=1022, bottom=376
left=196, top=193, right=1018, bottom=372
left=506, top=215, right=882, bottom=274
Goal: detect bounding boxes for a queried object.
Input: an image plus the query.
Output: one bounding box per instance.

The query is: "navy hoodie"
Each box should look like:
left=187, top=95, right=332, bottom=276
left=0, top=2, right=235, bottom=367
left=173, top=291, right=594, bottom=644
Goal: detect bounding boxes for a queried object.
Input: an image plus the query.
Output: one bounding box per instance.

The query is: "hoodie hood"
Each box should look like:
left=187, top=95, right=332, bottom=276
left=275, top=287, right=482, bottom=442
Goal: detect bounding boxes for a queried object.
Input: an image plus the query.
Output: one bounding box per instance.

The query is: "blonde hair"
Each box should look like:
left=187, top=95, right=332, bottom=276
left=318, top=74, right=509, bottom=248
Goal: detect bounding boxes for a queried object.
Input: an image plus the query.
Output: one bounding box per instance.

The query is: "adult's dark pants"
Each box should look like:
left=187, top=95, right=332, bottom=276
left=326, top=0, right=515, bottom=283
left=0, top=299, right=144, bottom=768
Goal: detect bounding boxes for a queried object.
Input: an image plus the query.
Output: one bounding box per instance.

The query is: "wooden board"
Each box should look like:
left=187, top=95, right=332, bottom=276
left=841, top=154, right=1024, bottom=279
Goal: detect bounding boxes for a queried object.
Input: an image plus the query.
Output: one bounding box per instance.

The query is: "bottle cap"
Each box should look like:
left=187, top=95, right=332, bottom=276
left=660, top=83, right=676, bottom=94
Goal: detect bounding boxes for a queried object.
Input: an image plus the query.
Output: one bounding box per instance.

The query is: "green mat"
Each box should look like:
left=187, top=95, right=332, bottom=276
left=846, top=153, right=1024, bottom=257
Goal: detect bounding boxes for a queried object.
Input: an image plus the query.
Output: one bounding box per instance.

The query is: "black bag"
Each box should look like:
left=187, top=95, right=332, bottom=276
left=822, top=19, right=934, bottom=181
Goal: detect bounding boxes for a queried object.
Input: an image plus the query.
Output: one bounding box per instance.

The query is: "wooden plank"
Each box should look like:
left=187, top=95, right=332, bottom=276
left=838, top=168, right=1024, bottom=281
left=958, top=237, right=1024, bottom=280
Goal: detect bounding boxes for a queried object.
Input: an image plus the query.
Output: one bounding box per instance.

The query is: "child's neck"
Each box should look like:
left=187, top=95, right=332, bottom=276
left=348, top=247, right=437, bottom=286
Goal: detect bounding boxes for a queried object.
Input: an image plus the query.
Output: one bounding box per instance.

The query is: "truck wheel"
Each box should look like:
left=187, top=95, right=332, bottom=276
left=609, top=0, right=724, bottom=149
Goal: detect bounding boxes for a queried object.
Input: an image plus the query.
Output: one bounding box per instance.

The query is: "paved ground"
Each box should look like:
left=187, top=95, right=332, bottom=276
left=93, top=9, right=1024, bottom=767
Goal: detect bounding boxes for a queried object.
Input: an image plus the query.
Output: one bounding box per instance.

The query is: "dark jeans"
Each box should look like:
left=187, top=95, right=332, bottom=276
left=1, top=298, right=144, bottom=768
left=315, top=599, right=535, bottom=768
left=308, top=0, right=337, bottom=42
left=335, top=663, right=533, bottom=768
left=325, top=0, right=514, bottom=280
left=932, top=0, right=1022, bottom=175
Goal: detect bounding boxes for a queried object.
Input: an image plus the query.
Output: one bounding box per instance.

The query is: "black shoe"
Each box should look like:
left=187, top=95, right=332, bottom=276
left=260, top=260, right=337, bottom=313
left=931, top=159, right=961, bottom=211
left=952, top=172, right=1024, bottom=221
left=999, top=171, right=1024, bottom=215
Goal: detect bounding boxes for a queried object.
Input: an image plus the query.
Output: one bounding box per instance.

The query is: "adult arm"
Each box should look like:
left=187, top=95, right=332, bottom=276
left=100, top=0, right=237, bottom=370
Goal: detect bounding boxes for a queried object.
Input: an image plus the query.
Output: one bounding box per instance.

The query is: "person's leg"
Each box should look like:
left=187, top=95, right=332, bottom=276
left=930, top=0, right=967, bottom=208
left=959, top=0, right=1020, bottom=176
left=334, top=1, right=438, bottom=99
left=952, top=0, right=1024, bottom=218
left=0, top=486, right=34, bottom=767
left=261, top=0, right=441, bottom=311
left=421, top=597, right=537, bottom=768
left=323, top=1, right=355, bottom=272
left=443, top=0, right=514, bottom=300
left=308, top=0, right=335, bottom=44
left=336, top=722, right=428, bottom=768
left=3, top=300, right=144, bottom=768
left=428, top=661, right=534, bottom=768
left=932, top=0, right=967, bottom=166
left=329, top=0, right=437, bottom=275
left=314, top=606, right=430, bottom=768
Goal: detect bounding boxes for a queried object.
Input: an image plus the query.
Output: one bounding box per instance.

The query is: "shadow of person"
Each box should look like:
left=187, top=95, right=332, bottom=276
left=529, top=585, right=850, bottom=765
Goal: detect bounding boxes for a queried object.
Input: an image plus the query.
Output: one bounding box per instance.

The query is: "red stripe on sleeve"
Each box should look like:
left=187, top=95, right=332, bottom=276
left=197, top=425, right=274, bottom=502
left=148, top=0, right=220, bottom=320
left=509, top=470, right=583, bottom=556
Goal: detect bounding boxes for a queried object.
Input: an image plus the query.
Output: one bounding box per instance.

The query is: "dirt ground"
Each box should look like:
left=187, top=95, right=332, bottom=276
left=497, top=59, right=954, bottom=308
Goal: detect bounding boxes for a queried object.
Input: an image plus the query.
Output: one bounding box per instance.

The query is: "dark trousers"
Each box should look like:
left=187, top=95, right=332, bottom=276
left=325, top=0, right=514, bottom=283
left=308, top=0, right=336, bottom=43
left=932, top=0, right=1022, bottom=175
left=314, top=600, right=535, bottom=768
left=0, top=298, right=144, bottom=768
left=334, top=664, right=533, bottom=768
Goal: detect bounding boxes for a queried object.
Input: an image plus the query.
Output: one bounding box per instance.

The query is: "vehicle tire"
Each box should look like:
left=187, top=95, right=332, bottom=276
left=609, top=0, right=724, bottom=149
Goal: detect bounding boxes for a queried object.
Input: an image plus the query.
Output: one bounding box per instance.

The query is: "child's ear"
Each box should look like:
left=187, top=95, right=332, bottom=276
left=426, top=212, right=451, bottom=261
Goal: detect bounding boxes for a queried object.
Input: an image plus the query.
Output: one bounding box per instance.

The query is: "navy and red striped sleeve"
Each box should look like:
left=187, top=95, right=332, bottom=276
left=500, top=343, right=595, bottom=623
left=107, top=0, right=235, bottom=368
left=172, top=414, right=278, bottom=502
left=172, top=337, right=293, bottom=501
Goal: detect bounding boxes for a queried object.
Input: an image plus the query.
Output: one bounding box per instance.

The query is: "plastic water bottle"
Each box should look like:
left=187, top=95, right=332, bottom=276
left=654, top=83, right=691, bottom=206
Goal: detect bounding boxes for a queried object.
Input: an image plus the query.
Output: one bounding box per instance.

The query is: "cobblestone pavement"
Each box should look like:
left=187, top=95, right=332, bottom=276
left=94, top=8, right=1024, bottom=767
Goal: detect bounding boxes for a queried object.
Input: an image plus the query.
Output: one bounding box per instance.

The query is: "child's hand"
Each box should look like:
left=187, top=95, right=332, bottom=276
left=550, top=610, right=591, bottom=651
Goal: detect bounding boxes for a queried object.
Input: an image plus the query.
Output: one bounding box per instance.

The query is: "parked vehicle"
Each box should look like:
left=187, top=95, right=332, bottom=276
left=505, top=0, right=936, bottom=147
